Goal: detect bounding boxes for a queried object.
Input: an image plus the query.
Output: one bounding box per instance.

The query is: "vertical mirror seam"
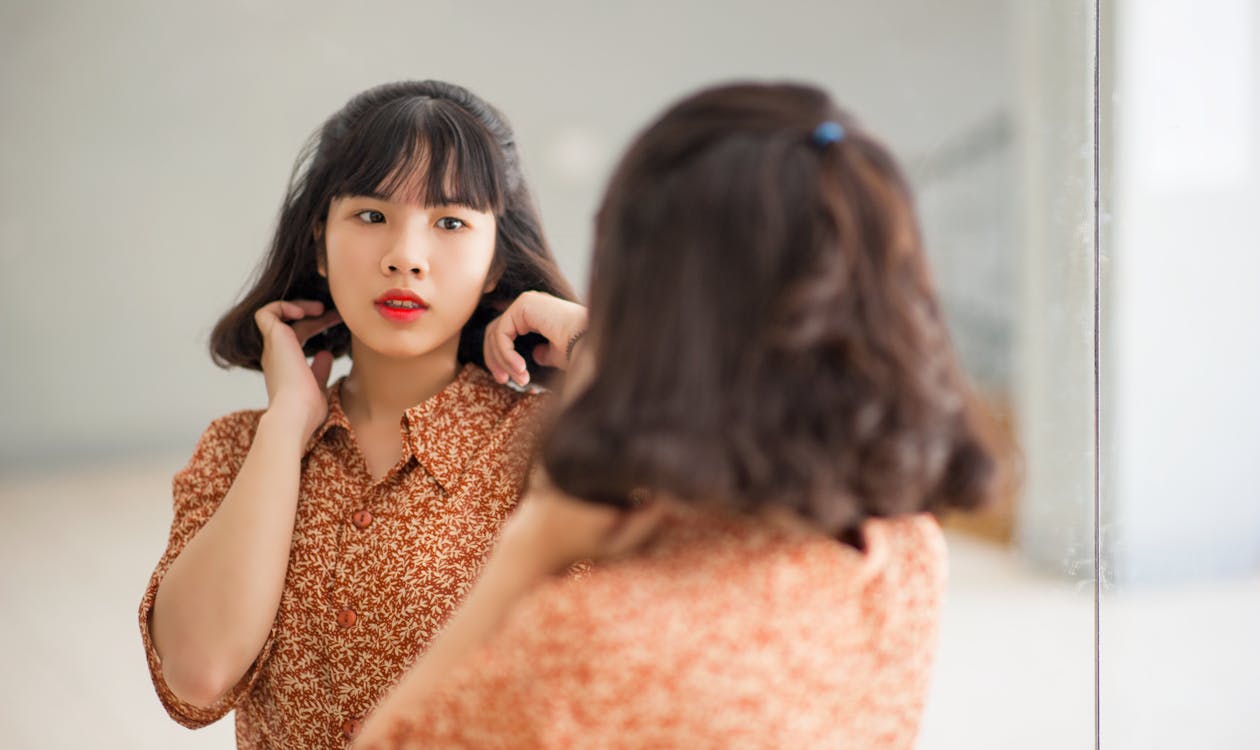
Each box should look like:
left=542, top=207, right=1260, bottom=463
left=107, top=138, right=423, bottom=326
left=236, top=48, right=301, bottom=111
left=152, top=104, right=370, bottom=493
left=1093, top=0, right=1103, bottom=747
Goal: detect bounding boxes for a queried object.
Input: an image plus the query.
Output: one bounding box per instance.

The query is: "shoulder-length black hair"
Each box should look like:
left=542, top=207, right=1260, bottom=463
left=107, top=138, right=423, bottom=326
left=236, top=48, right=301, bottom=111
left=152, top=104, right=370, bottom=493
left=210, top=80, right=575, bottom=377
left=542, top=81, right=996, bottom=544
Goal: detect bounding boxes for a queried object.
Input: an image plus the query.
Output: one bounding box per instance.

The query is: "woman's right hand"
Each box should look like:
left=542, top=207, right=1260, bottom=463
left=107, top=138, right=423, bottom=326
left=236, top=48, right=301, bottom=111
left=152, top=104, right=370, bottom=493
left=482, top=291, right=588, bottom=387
left=254, top=299, right=342, bottom=439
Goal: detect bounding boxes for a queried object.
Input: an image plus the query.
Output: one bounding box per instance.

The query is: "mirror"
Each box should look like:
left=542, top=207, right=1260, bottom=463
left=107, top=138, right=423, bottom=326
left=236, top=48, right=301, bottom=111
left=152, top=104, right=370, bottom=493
left=0, top=1, right=1107, bottom=746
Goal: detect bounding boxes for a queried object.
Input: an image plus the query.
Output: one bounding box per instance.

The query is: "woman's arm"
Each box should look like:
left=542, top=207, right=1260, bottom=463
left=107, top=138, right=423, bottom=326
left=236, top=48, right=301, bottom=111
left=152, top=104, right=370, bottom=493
left=150, top=300, right=340, bottom=708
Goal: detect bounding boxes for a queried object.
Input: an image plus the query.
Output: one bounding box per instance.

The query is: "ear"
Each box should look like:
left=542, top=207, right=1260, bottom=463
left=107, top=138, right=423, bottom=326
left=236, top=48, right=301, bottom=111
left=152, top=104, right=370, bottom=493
left=313, top=223, right=327, bottom=278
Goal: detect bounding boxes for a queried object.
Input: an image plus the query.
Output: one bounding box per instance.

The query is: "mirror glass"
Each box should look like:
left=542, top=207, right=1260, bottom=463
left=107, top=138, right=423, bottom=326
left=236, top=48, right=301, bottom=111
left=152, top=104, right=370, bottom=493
left=0, top=2, right=1099, bottom=746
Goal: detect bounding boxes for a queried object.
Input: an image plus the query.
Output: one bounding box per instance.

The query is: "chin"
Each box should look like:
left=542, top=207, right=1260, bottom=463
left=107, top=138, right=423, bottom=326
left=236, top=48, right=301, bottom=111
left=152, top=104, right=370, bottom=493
left=344, top=313, right=462, bottom=362
left=365, top=332, right=455, bottom=361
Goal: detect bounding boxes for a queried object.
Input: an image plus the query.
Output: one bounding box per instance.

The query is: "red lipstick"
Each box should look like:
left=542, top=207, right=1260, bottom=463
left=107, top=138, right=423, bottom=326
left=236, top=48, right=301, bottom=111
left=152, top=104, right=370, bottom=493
left=374, top=289, right=429, bottom=323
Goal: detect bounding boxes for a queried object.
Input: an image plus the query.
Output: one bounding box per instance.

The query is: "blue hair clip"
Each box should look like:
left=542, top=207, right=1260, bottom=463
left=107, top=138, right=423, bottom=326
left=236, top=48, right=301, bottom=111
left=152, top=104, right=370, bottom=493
left=811, top=120, right=845, bottom=148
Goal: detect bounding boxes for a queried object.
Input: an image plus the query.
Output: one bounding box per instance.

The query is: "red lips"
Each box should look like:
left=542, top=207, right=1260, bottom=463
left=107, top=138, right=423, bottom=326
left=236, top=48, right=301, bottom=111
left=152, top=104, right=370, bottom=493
left=374, top=288, right=429, bottom=323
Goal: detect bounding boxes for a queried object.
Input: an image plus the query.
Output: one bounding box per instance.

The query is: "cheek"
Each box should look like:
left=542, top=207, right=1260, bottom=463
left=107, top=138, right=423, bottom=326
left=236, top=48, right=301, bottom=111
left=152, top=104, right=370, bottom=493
left=461, top=221, right=498, bottom=276
left=322, top=233, right=374, bottom=279
left=320, top=246, right=370, bottom=310
left=442, top=237, right=497, bottom=287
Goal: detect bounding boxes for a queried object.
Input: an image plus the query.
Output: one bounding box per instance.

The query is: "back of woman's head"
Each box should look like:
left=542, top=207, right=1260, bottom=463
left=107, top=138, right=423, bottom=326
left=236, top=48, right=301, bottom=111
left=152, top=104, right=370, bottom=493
left=543, top=81, right=996, bottom=541
left=210, top=80, right=573, bottom=373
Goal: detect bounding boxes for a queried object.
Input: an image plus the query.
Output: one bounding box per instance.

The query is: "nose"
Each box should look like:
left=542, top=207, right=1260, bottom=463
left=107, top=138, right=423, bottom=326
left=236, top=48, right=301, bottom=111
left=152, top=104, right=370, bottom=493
left=381, top=227, right=430, bottom=278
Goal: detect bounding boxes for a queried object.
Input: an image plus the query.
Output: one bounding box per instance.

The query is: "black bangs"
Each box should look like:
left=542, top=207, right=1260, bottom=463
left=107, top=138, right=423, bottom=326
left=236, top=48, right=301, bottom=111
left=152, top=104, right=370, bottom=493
left=325, top=96, right=506, bottom=212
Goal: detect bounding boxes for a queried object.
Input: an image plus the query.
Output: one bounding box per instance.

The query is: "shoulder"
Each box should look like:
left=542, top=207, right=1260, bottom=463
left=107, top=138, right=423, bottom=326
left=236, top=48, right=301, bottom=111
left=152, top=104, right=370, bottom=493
left=176, top=409, right=265, bottom=479
left=509, top=512, right=946, bottom=639
left=196, top=409, right=266, bottom=452
left=420, top=366, right=553, bottom=484
left=167, top=409, right=266, bottom=513
left=501, top=387, right=551, bottom=436
left=459, top=364, right=554, bottom=436
left=412, top=516, right=941, bottom=731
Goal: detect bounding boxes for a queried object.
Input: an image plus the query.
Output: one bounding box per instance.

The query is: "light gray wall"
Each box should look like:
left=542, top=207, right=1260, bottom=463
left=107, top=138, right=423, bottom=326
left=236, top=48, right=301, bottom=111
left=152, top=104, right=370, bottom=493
left=1105, top=0, right=1260, bottom=585
left=0, top=0, right=1013, bottom=470
left=1011, top=0, right=1098, bottom=578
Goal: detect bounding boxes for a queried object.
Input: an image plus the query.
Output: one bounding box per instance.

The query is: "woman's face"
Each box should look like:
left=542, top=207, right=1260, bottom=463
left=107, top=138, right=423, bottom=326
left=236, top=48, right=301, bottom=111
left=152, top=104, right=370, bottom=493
left=320, top=189, right=497, bottom=361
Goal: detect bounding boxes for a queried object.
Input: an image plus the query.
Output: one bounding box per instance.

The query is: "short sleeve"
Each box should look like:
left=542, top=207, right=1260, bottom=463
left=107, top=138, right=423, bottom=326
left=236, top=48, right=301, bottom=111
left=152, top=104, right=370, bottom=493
left=137, top=410, right=280, bottom=729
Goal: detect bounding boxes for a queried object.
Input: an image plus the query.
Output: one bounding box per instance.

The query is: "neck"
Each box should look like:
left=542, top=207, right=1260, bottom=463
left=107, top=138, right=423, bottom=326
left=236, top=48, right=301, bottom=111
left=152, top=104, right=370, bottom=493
left=341, top=338, right=463, bottom=424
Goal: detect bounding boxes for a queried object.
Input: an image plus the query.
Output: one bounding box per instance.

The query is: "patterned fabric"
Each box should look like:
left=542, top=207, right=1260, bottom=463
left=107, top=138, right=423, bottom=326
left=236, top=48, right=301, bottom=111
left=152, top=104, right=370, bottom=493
left=373, top=512, right=947, bottom=750
left=139, top=363, right=545, bottom=749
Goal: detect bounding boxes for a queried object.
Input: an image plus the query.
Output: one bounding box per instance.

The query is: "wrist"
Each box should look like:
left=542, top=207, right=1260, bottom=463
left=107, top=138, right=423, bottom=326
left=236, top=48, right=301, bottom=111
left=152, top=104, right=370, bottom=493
left=548, top=298, right=587, bottom=364
left=260, top=402, right=320, bottom=444
left=564, top=330, right=587, bottom=365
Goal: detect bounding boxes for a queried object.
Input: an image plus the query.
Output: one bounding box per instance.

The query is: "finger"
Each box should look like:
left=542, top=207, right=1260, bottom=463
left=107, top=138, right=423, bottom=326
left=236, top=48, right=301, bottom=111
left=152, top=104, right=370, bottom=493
left=532, top=342, right=563, bottom=370
left=600, top=502, right=670, bottom=559
left=291, top=310, right=342, bottom=345
left=278, top=299, right=325, bottom=320
left=485, top=314, right=530, bottom=385
left=481, top=318, right=512, bottom=385
left=310, top=350, right=334, bottom=388
left=494, top=323, right=531, bottom=384
left=254, top=300, right=284, bottom=329
left=255, top=299, right=324, bottom=330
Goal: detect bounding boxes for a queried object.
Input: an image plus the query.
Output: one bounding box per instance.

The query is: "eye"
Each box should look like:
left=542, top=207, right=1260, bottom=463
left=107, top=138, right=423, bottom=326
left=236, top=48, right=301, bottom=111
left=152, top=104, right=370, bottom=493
left=437, top=217, right=467, bottom=231
left=354, top=209, right=386, bottom=224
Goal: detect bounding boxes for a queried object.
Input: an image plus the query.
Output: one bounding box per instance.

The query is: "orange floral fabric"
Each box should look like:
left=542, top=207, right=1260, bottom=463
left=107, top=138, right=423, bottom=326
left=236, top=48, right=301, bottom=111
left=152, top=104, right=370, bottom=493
left=139, top=363, right=545, bottom=749
left=373, top=512, right=947, bottom=750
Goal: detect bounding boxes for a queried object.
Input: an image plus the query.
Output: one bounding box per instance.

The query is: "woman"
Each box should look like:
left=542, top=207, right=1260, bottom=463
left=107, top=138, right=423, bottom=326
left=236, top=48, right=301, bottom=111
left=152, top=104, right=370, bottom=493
left=358, top=80, right=997, bottom=749
left=139, top=80, right=585, bottom=749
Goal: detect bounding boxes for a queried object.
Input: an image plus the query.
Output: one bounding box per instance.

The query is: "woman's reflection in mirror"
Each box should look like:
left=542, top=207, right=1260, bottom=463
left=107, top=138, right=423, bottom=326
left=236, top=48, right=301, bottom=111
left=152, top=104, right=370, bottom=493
left=138, top=79, right=587, bottom=749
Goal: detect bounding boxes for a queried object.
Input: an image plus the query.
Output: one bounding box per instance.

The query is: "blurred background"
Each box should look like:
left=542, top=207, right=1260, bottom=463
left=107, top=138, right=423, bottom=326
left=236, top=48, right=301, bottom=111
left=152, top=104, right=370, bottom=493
left=1, top=0, right=1256, bottom=747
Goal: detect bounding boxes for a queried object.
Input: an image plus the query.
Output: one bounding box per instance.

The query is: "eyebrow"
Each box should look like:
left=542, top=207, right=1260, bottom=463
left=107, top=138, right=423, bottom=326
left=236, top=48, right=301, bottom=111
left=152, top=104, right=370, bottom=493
left=341, top=191, right=393, bottom=202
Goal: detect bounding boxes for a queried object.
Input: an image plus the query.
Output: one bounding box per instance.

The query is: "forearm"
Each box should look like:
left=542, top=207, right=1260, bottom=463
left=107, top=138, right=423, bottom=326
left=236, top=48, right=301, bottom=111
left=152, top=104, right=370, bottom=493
left=356, top=542, right=544, bottom=746
left=151, top=410, right=306, bottom=707
left=411, top=554, right=537, bottom=678
left=353, top=479, right=664, bottom=747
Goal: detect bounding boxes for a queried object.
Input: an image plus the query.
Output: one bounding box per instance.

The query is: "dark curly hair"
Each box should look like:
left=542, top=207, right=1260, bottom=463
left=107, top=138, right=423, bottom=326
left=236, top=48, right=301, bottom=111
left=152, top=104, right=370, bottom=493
left=209, top=80, right=575, bottom=378
left=542, top=81, right=996, bottom=545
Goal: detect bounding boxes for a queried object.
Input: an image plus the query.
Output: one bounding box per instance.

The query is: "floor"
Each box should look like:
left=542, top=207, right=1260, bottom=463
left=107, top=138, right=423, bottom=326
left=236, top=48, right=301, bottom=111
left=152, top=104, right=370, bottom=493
left=1, top=459, right=1256, bottom=748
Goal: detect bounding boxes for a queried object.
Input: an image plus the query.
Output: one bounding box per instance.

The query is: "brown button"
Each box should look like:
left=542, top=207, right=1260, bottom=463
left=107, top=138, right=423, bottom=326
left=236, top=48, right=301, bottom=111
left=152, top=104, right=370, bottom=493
left=341, top=717, right=361, bottom=739
left=351, top=510, right=373, bottom=529
left=336, top=609, right=357, bottom=628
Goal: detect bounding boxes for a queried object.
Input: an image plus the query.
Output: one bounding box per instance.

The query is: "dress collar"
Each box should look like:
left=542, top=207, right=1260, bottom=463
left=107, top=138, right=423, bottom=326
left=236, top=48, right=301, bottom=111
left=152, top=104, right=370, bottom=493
left=306, top=363, right=530, bottom=491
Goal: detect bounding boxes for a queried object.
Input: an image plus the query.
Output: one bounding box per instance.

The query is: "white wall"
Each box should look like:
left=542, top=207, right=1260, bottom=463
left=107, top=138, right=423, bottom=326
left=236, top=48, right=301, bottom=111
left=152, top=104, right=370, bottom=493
left=0, top=0, right=1013, bottom=471
left=1106, top=0, right=1260, bottom=585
